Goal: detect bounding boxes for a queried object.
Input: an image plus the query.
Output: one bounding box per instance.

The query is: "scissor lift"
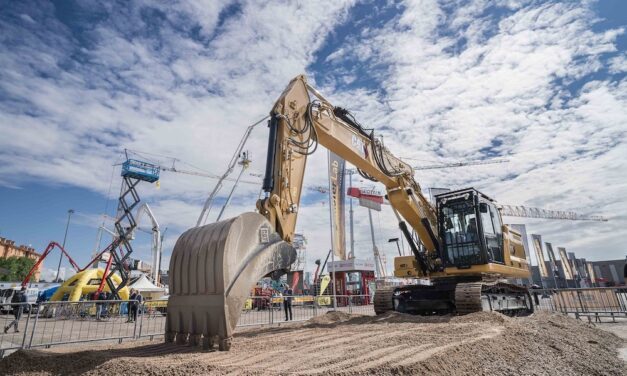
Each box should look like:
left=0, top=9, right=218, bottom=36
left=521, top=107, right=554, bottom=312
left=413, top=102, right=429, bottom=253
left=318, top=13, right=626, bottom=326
left=103, top=158, right=160, bottom=298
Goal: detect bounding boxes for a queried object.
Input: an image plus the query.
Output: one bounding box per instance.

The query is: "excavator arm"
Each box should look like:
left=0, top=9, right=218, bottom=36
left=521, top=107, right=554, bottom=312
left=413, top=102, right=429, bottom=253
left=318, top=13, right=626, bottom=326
left=258, top=75, right=439, bottom=264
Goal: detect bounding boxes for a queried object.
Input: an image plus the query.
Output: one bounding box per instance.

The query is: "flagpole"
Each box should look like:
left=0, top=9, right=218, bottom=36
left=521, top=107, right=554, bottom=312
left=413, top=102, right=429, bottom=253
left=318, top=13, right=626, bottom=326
left=327, top=150, right=337, bottom=310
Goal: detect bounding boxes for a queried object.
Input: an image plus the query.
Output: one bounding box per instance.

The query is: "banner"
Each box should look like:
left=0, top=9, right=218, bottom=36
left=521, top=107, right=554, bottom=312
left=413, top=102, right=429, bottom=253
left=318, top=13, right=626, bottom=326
left=557, top=247, right=574, bottom=280
left=531, top=234, right=549, bottom=278
left=545, top=242, right=559, bottom=277
left=328, top=151, right=346, bottom=260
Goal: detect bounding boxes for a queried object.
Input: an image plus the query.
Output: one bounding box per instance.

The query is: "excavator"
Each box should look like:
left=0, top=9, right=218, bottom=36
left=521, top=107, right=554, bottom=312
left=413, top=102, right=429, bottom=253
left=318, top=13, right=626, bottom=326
left=166, top=75, right=533, bottom=351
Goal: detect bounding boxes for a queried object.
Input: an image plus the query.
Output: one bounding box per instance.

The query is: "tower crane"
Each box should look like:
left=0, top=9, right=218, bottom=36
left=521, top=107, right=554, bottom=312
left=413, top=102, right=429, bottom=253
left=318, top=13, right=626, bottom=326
left=412, top=158, right=509, bottom=170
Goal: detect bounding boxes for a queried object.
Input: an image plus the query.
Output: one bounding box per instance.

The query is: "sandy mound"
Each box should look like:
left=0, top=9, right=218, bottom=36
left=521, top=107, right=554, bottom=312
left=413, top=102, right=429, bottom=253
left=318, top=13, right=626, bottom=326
left=1, top=311, right=624, bottom=375
left=307, top=310, right=355, bottom=325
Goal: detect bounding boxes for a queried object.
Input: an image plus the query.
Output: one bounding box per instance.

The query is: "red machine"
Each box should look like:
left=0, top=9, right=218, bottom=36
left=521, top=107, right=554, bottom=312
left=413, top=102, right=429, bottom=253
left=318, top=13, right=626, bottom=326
left=21, top=241, right=129, bottom=296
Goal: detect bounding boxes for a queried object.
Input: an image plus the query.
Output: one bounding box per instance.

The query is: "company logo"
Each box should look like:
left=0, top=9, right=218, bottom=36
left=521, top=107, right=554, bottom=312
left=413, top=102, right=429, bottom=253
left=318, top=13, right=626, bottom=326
left=351, top=135, right=367, bottom=158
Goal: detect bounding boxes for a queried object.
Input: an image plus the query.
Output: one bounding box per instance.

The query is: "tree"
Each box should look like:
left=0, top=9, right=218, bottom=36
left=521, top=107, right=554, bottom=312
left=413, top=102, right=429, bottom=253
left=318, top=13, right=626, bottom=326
left=0, top=256, right=36, bottom=282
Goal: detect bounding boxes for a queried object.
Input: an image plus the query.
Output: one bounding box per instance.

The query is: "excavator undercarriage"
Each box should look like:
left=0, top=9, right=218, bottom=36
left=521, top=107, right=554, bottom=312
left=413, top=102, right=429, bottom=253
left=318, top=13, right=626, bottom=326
left=374, top=278, right=534, bottom=317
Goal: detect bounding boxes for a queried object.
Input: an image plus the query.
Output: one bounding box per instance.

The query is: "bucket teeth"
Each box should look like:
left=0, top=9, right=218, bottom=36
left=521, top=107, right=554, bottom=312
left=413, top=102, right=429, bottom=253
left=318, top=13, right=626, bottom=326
left=166, top=212, right=296, bottom=351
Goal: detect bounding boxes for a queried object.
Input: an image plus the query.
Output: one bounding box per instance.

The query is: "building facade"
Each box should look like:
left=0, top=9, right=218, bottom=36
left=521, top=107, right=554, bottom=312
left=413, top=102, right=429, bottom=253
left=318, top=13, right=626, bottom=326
left=0, top=237, right=42, bottom=281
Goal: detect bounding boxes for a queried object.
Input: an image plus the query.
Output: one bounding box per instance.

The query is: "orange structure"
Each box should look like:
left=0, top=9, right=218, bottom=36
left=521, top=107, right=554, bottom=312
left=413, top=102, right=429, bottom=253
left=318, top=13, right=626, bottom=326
left=0, top=237, right=42, bottom=281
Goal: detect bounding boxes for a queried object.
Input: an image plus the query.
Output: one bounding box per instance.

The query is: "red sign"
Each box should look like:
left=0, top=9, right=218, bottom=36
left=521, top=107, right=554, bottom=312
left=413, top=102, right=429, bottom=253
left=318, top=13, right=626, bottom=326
left=347, top=187, right=384, bottom=204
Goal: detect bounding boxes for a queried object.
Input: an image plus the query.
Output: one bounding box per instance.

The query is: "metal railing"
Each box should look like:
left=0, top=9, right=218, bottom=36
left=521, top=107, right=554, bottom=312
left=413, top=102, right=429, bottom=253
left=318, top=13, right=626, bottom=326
left=531, top=287, right=627, bottom=322
left=0, top=300, right=140, bottom=357
left=0, top=295, right=374, bottom=357
left=238, top=295, right=374, bottom=327
left=4, top=289, right=625, bottom=357
left=0, top=302, right=33, bottom=357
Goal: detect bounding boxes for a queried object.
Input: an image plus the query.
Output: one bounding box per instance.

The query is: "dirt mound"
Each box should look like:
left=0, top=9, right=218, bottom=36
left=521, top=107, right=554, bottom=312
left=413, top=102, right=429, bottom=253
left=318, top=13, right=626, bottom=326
left=1, top=311, right=624, bottom=375
left=307, top=310, right=355, bottom=325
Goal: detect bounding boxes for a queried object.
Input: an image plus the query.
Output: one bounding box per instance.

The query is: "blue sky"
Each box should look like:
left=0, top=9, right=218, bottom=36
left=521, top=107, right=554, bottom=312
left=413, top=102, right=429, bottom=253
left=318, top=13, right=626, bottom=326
left=0, top=0, right=625, bottom=279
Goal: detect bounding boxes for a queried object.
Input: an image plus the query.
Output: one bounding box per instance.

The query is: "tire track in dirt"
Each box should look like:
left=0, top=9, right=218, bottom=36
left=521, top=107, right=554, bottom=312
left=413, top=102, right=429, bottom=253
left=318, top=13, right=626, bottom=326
left=264, top=331, right=415, bottom=373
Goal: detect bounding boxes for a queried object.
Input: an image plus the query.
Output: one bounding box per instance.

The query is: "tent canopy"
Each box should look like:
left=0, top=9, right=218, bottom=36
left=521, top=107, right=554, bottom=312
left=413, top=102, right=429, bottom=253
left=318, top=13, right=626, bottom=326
left=130, top=273, right=166, bottom=293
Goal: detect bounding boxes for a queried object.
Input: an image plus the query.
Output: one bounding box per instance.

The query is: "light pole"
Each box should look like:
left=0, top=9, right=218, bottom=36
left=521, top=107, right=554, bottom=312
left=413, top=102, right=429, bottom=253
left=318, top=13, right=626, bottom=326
left=56, top=209, right=74, bottom=282
left=388, top=238, right=402, bottom=257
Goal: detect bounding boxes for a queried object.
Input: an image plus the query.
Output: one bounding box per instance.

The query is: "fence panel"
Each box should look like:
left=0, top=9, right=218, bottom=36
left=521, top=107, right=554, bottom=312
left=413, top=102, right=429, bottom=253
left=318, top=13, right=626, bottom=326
left=13, top=288, right=625, bottom=357
left=26, top=300, right=138, bottom=349
left=0, top=303, right=33, bottom=357
left=530, top=288, right=627, bottom=322
left=349, top=295, right=375, bottom=316
left=138, top=303, right=166, bottom=339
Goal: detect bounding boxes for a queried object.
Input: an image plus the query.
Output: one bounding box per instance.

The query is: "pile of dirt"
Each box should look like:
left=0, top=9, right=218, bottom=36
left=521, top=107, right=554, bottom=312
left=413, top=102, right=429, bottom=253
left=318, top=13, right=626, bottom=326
left=307, top=310, right=355, bottom=325
left=1, top=311, right=624, bottom=375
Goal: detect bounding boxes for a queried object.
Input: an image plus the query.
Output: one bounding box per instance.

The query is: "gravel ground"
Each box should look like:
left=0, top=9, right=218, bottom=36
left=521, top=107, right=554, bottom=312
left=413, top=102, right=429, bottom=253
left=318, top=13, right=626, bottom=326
left=0, top=311, right=624, bottom=375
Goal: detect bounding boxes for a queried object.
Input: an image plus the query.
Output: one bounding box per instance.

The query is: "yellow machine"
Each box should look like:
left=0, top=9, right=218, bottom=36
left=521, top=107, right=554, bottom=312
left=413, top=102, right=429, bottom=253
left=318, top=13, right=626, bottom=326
left=166, top=75, right=533, bottom=350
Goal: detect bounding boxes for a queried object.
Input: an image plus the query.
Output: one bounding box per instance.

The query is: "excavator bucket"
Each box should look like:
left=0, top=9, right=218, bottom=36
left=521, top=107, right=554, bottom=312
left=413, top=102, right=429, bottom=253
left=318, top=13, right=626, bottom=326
left=166, top=212, right=296, bottom=351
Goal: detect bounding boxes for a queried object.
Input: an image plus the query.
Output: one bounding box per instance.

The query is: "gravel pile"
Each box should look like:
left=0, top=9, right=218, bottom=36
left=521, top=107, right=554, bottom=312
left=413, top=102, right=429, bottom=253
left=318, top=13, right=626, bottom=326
left=1, top=311, right=624, bottom=375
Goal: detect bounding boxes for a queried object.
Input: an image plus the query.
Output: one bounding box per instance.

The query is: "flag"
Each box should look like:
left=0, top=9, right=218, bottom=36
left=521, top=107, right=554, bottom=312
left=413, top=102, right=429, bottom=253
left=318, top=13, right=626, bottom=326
left=557, top=247, right=574, bottom=280
left=531, top=234, right=549, bottom=278
left=328, top=151, right=346, bottom=260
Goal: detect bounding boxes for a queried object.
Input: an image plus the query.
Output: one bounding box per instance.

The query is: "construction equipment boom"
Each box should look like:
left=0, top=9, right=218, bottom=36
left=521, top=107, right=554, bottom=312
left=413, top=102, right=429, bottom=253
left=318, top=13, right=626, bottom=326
left=167, top=75, right=602, bottom=351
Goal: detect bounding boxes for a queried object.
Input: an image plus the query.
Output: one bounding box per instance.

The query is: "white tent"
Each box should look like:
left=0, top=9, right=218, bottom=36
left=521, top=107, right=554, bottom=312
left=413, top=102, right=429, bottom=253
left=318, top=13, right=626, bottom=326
left=129, top=274, right=166, bottom=298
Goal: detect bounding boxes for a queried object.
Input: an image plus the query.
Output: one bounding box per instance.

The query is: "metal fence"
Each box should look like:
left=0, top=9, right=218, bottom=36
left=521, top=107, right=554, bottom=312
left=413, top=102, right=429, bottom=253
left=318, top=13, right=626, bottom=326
left=531, top=287, right=627, bottom=322
left=3, top=289, right=626, bottom=357
left=0, top=295, right=374, bottom=357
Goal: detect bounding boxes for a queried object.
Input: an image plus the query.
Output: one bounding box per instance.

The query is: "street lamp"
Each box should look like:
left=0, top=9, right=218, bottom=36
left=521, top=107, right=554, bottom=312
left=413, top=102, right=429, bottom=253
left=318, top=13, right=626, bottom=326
left=55, top=209, right=74, bottom=282
left=388, top=238, right=402, bottom=257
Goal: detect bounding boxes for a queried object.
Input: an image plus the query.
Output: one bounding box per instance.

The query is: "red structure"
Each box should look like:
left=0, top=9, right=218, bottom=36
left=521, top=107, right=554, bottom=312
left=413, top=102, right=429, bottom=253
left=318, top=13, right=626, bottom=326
left=328, top=259, right=376, bottom=304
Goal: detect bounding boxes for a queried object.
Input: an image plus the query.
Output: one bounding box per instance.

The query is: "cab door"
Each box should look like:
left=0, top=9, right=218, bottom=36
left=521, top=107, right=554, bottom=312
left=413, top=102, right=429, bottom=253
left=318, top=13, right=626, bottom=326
left=479, top=202, right=504, bottom=263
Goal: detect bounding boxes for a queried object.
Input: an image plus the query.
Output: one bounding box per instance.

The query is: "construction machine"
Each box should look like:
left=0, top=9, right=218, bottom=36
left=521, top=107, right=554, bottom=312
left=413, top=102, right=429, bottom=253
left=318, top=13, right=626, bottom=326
left=166, top=75, right=533, bottom=351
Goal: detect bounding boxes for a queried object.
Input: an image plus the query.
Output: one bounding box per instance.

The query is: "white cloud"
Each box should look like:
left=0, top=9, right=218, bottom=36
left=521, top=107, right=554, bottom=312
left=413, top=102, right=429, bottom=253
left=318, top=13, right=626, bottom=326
left=0, top=0, right=625, bottom=277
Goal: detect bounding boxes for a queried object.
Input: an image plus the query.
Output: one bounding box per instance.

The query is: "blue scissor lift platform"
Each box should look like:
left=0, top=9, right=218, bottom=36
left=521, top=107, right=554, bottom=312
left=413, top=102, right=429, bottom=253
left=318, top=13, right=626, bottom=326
left=121, top=159, right=160, bottom=183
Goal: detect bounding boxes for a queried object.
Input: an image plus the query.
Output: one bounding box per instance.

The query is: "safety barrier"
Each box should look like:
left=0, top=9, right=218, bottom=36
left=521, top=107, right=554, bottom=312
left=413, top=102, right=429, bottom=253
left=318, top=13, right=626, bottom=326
left=531, top=287, right=627, bottom=322
left=238, top=295, right=374, bottom=326
left=0, top=295, right=374, bottom=357
left=0, top=300, right=140, bottom=357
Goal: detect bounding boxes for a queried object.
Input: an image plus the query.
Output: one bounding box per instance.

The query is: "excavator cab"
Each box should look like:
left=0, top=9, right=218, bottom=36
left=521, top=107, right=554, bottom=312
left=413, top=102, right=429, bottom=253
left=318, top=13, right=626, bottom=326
left=436, top=188, right=504, bottom=269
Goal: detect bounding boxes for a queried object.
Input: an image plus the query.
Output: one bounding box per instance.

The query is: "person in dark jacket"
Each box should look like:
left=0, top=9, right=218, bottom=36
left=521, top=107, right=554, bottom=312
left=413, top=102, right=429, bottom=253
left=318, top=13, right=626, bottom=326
left=4, top=287, right=27, bottom=333
left=128, top=289, right=143, bottom=322
left=283, top=286, right=293, bottom=321
left=96, top=290, right=106, bottom=320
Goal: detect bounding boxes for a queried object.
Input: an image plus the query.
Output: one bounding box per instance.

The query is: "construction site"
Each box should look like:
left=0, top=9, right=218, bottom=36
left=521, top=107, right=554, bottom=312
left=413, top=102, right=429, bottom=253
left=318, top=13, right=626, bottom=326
left=1, top=1, right=626, bottom=375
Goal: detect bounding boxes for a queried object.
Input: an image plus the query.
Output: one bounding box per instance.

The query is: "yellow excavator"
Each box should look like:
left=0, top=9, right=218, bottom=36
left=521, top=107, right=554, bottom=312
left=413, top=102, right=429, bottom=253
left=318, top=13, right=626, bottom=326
left=166, top=75, right=532, bottom=351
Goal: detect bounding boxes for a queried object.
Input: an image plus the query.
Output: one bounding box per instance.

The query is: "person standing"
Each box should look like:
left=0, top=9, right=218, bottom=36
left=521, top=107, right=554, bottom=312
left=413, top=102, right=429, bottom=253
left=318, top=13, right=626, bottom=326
left=127, top=289, right=136, bottom=322
left=283, top=286, right=293, bottom=321
left=4, top=287, right=27, bottom=333
left=128, top=289, right=143, bottom=322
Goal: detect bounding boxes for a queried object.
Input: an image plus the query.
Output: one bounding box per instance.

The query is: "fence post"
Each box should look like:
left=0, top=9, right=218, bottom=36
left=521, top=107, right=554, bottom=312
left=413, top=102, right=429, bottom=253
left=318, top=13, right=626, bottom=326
left=348, top=295, right=352, bottom=314
left=269, top=299, right=273, bottom=325
left=28, top=303, right=42, bottom=349
left=137, top=302, right=144, bottom=339
left=133, top=301, right=140, bottom=339
left=576, top=290, right=585, bottom=316
left=20, top=304, right=33, bottom=350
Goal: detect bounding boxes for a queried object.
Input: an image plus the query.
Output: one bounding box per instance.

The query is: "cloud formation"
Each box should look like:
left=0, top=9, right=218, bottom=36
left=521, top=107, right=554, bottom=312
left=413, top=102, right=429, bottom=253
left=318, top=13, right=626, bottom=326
left=0, top=0, right=625, bottom=273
